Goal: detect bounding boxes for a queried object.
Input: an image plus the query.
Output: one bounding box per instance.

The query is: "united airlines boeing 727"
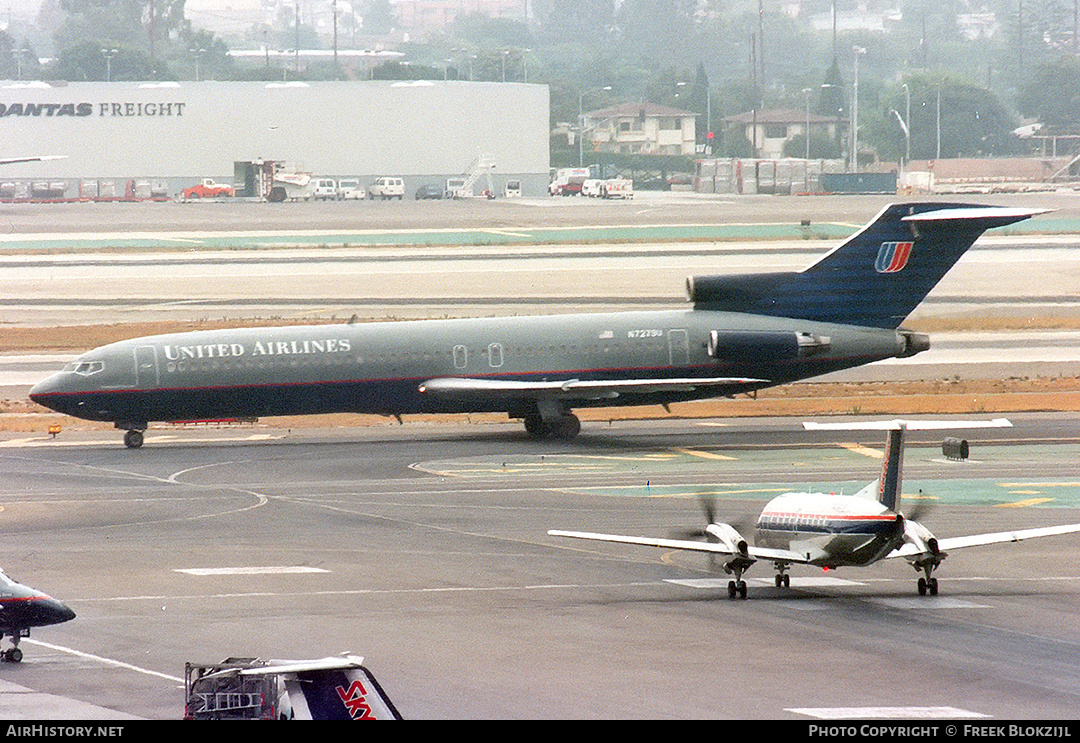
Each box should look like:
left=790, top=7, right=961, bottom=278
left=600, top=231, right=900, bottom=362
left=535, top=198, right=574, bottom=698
left=29, top=203, right=1045, bottom=448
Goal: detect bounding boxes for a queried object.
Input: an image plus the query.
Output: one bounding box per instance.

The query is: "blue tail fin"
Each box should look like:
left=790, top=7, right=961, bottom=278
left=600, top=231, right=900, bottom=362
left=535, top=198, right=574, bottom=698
left=690, top=203, right=1045, bottom=329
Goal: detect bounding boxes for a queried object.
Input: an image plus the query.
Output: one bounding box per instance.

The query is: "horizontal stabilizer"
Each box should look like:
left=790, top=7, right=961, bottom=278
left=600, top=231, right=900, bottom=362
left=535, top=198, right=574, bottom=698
left=804, top=419, right=1013, bottom=431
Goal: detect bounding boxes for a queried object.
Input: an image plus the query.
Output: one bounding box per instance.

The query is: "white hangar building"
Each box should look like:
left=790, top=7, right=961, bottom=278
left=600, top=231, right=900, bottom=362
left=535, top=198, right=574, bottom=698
left=1, top=79, right=550, bottom=197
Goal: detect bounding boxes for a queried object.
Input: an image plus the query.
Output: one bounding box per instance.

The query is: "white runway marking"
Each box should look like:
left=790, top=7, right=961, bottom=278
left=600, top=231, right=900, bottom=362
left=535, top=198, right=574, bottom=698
left=25, top=639, right=183, bottom=683
left=175, top=566, right=330, bottom=576
left=868, top=597, right=991, bottom=610
left=788, top=706, right=990, bottom=719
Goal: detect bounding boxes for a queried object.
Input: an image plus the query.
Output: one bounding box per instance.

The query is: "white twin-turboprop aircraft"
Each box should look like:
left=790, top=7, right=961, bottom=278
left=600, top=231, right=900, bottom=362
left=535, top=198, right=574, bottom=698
left=549, top=419, right=1080, bottom=599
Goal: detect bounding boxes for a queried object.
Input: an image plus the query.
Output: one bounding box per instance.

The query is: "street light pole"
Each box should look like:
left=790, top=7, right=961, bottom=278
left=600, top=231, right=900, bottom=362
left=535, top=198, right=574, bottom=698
left=803, top=88, right=812, bottom=160
left=851, top=45, right=865, bottom=172
left=101, top=48, right=118, bottom=82
left=190, top=48, right=206, bottom=82
left=903, top=82, right=911, bottom=165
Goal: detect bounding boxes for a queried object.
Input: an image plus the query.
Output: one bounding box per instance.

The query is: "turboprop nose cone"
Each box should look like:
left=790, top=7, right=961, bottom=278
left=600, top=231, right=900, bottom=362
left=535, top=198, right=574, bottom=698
left=33, top=596, right=76, bottom=626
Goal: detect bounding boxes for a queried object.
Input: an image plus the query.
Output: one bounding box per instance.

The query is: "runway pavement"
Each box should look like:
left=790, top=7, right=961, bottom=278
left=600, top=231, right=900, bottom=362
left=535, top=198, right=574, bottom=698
left=0, top=415, right=1079, bottom=719
left=1, top=193, right=1079, bottom=720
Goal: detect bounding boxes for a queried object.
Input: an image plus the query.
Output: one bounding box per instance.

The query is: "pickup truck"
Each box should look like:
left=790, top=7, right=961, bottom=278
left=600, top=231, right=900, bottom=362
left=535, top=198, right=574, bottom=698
left=183, top=179, right=233, bottom=199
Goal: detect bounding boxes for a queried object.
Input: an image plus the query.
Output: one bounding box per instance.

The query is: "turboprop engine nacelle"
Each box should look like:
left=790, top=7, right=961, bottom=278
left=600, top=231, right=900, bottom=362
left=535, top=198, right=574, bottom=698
left=706, top=522, right=749, bottom=555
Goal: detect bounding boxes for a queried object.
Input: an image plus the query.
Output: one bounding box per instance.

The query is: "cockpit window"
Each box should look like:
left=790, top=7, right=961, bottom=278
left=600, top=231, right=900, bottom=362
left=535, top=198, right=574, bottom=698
left=63, top=360, right=105, bottom=376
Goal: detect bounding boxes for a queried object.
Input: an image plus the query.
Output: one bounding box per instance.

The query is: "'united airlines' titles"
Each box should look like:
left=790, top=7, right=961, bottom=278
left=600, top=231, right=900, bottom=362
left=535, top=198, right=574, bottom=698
left=162, top=338, right=352, bottom=361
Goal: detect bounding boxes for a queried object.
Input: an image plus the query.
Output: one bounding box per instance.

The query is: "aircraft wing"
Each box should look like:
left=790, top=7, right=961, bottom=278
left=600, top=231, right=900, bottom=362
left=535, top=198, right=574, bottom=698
left=0, top=156, right=66, bottom=166
left=887, top=523, right=1080, bottom=559
left=547, top=529, right=810, bottom=564
left=421, top=376, right=767, bottom=400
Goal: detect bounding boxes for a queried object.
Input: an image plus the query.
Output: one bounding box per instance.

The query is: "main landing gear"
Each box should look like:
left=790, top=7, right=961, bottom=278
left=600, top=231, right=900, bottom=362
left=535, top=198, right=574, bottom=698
left=520, top=402, right=581, bottom=440
left=723, top=560, right=753, bottom=599
left=118, top=423, right=147, bottom=449
left=915, top=561, right=941, bottom=596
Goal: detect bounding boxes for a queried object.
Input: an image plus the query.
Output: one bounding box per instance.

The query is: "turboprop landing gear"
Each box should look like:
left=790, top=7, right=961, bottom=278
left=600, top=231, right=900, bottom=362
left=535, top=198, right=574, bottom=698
left=723, top=561, right=751, bottom=599
left=773, top=563, right=791, bottom=588
left=913, top=552, right=943, bottom=596
left=2, top=631, right=26, bottom=663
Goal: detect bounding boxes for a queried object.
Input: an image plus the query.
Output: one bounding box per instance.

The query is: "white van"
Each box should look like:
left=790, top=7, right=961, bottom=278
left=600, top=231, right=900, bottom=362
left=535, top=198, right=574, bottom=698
left=313, top=178, right=337, bottom=200
left=337, top=179, right=365, bottom=200
left=369, top=176, right=404, bottom=200
left=581, top=179, right=604, bottom=197
left=503, top=179, right=522, bottom=198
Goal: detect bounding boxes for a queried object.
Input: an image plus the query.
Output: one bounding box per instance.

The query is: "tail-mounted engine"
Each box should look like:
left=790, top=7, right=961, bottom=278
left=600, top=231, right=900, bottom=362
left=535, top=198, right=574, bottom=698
left=706, top=330, right=831, bottom=362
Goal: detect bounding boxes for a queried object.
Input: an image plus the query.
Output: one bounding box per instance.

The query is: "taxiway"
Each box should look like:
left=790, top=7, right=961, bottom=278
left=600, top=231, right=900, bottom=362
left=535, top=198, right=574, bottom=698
left=0, top=415, right=1078, bottom=719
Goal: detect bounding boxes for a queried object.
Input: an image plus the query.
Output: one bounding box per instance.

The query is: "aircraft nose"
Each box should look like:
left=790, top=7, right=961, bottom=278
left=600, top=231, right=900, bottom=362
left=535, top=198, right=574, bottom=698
left=29, top=373, right=72, bottom=414
left=28, top=374, right=60, bottom=405
left=33, top=596, right=76, bottom=626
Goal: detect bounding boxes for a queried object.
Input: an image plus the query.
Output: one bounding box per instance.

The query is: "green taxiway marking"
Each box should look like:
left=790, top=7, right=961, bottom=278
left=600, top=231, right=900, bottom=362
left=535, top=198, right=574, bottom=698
left=414, top=444, right=1080, bottom=507
left=1, top=222, right=858, bottom=251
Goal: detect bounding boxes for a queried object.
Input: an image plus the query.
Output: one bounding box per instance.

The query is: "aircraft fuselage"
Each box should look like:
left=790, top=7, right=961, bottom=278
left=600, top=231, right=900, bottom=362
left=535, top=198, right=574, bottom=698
left=754, top=492, right=905, bottom=569
left=30, top=308, right=913, bottom=428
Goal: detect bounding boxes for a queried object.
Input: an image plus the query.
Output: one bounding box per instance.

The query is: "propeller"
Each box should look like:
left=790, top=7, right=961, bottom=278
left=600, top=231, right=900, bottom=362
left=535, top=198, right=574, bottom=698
left=668, top=493, right=720, bottom=541
left=904, top=487, right=937, bottom=525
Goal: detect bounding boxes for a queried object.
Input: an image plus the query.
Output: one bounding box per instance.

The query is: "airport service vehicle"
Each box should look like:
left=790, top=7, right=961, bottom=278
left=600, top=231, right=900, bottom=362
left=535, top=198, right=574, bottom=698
left=267, top=170, right=311, bottom=202
left=550, top=419, right=1080, bottom=599
left=183, top=179, right=234, bottom=199
left=369, top=176, right=404, bottom=200
left=29, top=203, right=1045, bottom=449
left=445, top=178, right=466, bottom=198
left=504, top=179, right=522, bottom=198
left=185, top=655, right=401, bottom=720
left=548, top=167, right=590, bottom=196
left=602, top=178, right=633, bottom=199
left=0, top=570, right=75, bottom=662
left=581, top=179, right=604, bottom=197
left=337, top=179, right=365, bottom=200
left=312, top=178, right=337, bottom=200
left=415, top=184, right=443, bottom=200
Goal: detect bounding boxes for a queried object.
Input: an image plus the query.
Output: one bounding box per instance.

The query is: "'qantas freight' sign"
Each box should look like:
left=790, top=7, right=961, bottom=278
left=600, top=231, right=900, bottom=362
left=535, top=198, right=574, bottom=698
left=0, top=102, right=186, bottom=117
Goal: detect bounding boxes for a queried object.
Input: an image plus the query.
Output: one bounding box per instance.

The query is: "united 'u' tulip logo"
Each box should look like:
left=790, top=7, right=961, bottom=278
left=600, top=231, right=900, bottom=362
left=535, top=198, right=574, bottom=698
left=875, top=241, right=914, bottom=273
